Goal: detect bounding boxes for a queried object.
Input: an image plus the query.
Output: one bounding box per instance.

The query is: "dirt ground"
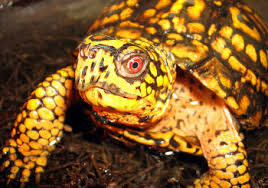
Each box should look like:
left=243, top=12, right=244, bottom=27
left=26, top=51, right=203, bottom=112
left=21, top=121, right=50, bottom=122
left=0, top=0, right=267, bottom=187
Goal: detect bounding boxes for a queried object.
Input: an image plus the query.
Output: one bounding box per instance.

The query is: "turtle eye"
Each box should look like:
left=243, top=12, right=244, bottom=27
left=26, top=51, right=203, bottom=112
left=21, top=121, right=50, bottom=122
left=127, top=57, right=143, bottom=74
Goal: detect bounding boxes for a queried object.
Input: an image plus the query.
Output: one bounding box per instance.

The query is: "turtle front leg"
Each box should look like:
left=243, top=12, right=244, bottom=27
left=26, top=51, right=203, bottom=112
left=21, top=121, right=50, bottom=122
left=192, top=108, right=250, bottom=188
left=1, top=65, right=75, bottom=184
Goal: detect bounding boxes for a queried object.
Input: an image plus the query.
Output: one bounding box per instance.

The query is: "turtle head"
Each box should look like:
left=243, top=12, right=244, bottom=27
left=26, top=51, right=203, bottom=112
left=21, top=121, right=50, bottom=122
left=75, top=34, right=176, bottom=128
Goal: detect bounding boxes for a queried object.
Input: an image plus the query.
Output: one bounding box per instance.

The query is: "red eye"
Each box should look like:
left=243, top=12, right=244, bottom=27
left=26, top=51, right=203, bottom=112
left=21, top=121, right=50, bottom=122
left=127, top=57, right=143, bottom=73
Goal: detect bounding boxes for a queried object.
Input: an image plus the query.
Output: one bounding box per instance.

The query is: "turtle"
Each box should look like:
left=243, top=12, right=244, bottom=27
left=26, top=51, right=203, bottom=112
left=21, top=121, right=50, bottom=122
left=1, top=0, right=267, bottom=187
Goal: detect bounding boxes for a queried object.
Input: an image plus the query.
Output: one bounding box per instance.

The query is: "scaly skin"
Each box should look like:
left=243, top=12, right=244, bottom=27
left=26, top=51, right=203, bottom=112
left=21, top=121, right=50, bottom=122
left=1, top=0, right=267, bottom=187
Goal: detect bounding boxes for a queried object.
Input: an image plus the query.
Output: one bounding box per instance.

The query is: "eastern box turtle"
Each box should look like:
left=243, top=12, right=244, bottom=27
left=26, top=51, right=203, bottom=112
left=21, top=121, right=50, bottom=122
left=1, top=0, right=267, bottom=187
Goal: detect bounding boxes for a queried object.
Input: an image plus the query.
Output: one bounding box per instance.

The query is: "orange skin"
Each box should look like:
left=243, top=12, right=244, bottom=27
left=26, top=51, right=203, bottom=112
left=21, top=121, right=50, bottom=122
left=1, top=0, right=268, bottom=187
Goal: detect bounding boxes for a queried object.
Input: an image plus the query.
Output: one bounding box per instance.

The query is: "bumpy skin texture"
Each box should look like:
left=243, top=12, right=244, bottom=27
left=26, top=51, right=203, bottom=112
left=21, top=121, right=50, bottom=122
left=1, top=0, right=268, bottom=187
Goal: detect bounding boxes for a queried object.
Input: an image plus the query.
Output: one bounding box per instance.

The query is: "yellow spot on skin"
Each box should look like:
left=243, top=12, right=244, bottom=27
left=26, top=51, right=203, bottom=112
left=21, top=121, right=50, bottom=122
left=116, top=29, right=141, bottom=39
left=29, top=111, right=39, bottom=119
left=16, top=138, right=22, bottom=145
left=11, top=128, right=16, bottom=137
left=36, top=157, right=47, bottom=166
left=230, top=7, right=261, bottom=41
left=147, top=86, right=152, bottom=94
left=27, top=130, right=39, bottom=140
left=10, top=166, right=19, bottom=174
left=259, top=50, right=267, bottom=69
left=52, top=81, right=66, bottom=96
left=243, top=69, right=257, bottom=86
left=152, top=38, right=160, bottom=44
left=158, top=19, right=171, bottom=30
left=43, top=97, right=56, bottom=110
left=21, top=143, right=30, bottom=151
left=39, top=130, right=51, bottom=139
left=24, top=118, right=38, bottom=130
left=245, top=44, right=257, bottom=62
left=155, top=0, right=171, bottom=9
left=38, top=138, right=49, bottom=146
left=187, top=23, right=205, bottom=33
left=35, top=87, right=46, bottom=98
left=156, top=76, right=163, bottom=87
left=14, top=160, right=23, bottom=167
left=27, top=99, right=41, bottom=111
left=40, top=120, right=53, bottom=130
left=219, top=26, right=233, bottom=39
left=46, top=86, right=57, bottom=97
left=231, top=34, right=244, bottom=52
left=42, top=81, right=50, bottom=87
left=149, top=17, right=159, bottom=24
left=20, top=134, right=29, bottom=143
left=55, top=107, right=64, bottom=116
left=54, top=95, right=65, bottom=108
left=37, top=107, right=54, bottom=121
left=143, top=9, right=156, bottom=18
left=150, top=62, right=158, bottom=77
left=52, top=73, right=60, bottom=80
left=140, top=82, right=147, bottom=97
left=214, top=0, right=222, bottom=6
left=228, top=56, right=247, bottom=74
left=145, top=27, right=157, bottom=35
left=120, top=7, right=133, bottom=20
left=237, top=165, right=247, bottom=174
left=51, top=128, right=59, bottom=136
left=237, top=173, right=250, bottom=184
left=126, top=0, right=137, bottom=7
left=170, top=0, right=184, bottom=14
left=187, top=0, right=205, bottom=20
left=145, top=74, right=155, bottom=84
left=172, top=17, right=186, bottom=33
left=208, top=24, right=217, bottom=36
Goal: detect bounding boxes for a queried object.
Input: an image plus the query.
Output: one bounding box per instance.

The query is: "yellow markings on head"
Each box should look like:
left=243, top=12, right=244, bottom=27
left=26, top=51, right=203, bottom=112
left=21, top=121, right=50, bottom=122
left=101, top=14, right=119, bottom=26
left=187, top=0, right=205, bottom=20
left=149, top=17, right=159, bottom=24
left=229, top=7, right=261, bottom=41
left=37, top=108, right=54, bottom=121
left=24, top=118, right=38, bottom=130
left=120, top=7, right=134, bottom=20
left=163, top=75, right=169, bottom=87
left=147, top=86, right=152, bottom=95
left=155, top=0, right=171, bottom=9
left=119, top=21, right=143, bottom=28
left=219, top=26, right=233, bottom=39
left=143, top=8, right=156, bottom=18
left=156, top=75, right=163, bottom=87
left=172, top=17, right=186, bottom=33
left=261, top=80, right=268, bottom=96
left=126, top=0, right=138, bottom=7
left=140, top=82, right=147, bottom=97
left=259, top=50, right=267, bottom=69
left=35, top=87, right=46, bottom=98
left=149, top=62, right=158, bottom=77
left=228, top=56, right=247, bottom=74
left=43, top=97, right=56, bottom=110
left=145, top=74, right=155, bottom=84
left=167, top=33, right=183, bottom=41
left=116, top=29, right=141, bottom=39
left=158, top=19, right=171, bottom=30
left=187, top=22, right=205, bottom=33
left=231, top=34, right=244, bottom=52
left=145, top=27, right=157, bottom=35
left=245, top=44, right=257, bottom=62
left=170, top=0, right=185, bottom=14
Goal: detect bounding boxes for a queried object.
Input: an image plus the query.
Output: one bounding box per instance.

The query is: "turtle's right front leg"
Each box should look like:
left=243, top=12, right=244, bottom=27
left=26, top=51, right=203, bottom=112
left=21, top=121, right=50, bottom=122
left=1, top=65, right=75, bottom=184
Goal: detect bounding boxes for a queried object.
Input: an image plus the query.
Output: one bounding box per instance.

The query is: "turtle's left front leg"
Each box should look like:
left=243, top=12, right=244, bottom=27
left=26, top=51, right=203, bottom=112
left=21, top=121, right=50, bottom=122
left=192, top=107, right=251, bottom=188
